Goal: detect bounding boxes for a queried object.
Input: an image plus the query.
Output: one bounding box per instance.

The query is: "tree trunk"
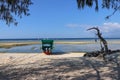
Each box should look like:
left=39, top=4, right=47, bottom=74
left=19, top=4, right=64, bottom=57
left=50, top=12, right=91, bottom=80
left=87, top=27, right=109, bottom=55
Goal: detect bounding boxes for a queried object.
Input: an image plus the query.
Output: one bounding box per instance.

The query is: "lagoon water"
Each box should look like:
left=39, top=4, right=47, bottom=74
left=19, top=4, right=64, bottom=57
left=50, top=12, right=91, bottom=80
left=0, top=38, right=120, bottom=53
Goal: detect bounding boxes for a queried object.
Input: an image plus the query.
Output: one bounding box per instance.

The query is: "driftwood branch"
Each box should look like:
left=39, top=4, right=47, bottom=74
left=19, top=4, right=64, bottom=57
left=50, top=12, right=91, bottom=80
left=84, top=27, right=120, bottom=61
left=87, top=27, right=108, bottom=54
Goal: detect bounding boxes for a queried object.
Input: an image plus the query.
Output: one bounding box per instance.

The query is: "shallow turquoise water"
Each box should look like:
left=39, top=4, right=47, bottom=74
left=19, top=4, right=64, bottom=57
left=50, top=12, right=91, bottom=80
left=0, top=43, right=120, bottom=53
left=0, top=39, right=120, bottom=53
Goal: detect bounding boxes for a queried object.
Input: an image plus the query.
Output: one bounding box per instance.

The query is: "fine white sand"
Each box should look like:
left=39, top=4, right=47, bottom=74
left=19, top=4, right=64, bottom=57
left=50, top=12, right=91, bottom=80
left=0, top=52, right=85, bottom=65
left=0, top=52, right=120, bottom=80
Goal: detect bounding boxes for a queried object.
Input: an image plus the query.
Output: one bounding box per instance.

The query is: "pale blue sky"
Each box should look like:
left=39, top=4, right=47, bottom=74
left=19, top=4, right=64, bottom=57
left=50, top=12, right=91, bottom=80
left=0, top=0, right=120, bottom=39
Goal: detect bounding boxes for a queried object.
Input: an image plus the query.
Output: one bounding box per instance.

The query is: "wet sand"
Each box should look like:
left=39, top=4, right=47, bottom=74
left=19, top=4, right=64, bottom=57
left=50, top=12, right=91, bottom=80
left=0, top=41, right=95, bottom=48
left=1, top=40, right=120, bottom=48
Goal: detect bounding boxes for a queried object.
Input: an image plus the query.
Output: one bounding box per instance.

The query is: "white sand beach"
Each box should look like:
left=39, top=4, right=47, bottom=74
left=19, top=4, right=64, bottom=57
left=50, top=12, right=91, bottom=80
left=0, top=52, right=85, bottom=64
left=0, top=52, right=120, bottom=80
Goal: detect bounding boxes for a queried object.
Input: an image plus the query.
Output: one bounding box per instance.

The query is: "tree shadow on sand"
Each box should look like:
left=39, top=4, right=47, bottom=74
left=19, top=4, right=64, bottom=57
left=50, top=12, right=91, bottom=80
left=0, top=53, right=120, bottom=80
left=52, top=51, right=69, bottom=55
left=105, top=53, right=120, bottom=80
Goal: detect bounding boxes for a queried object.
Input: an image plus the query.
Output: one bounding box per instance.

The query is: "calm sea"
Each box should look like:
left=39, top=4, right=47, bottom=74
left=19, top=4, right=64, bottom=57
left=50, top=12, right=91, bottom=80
left=0, top=38, right=120, bottom=53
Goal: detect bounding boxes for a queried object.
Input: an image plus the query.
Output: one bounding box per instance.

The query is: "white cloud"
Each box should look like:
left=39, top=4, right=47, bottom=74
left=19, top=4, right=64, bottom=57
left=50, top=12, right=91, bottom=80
left=103, top=22, right=120, bottom=28
left=101, top=22, right=120, bottom=33
left=65, top=23, right=93, bottom=28
left=66, top=24, right=80, bottom=27
left=65, top=22, right=120, bottom=37
left=65, top=22, right=120, bottom=33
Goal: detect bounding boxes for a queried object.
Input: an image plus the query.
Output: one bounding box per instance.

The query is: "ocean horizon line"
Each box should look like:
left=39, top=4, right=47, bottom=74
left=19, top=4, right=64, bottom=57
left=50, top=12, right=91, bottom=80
left=0, top=38, right=120, bottom=41
left=0, top=37, right=120, bottom=40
